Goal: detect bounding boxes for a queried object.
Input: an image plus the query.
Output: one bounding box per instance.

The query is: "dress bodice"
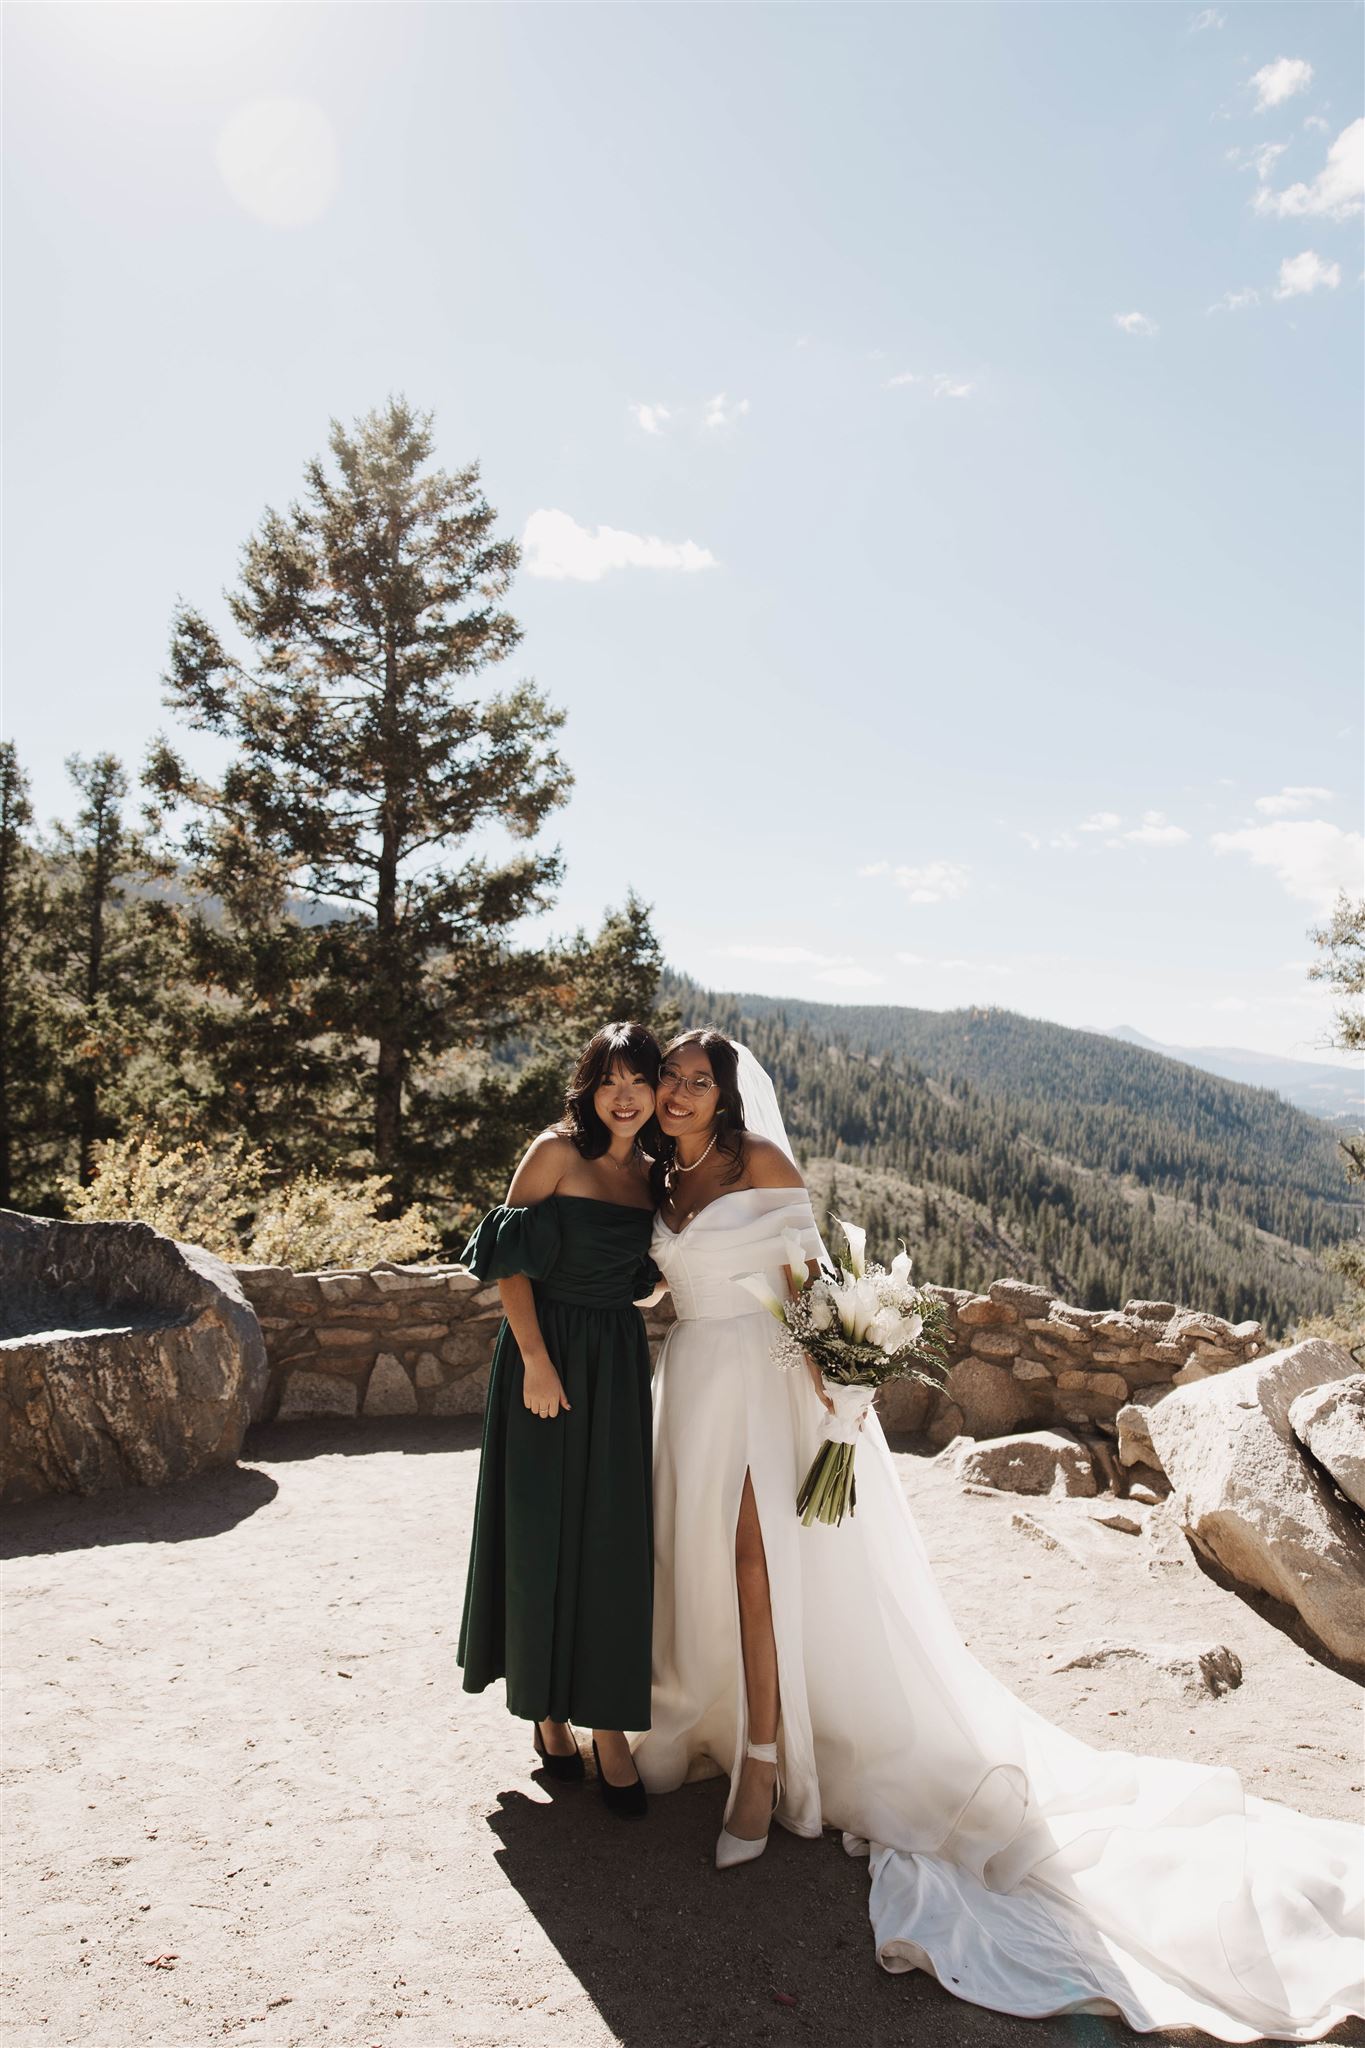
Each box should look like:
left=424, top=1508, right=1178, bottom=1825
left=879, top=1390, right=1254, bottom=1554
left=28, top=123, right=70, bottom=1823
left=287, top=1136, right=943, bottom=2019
left=651, top=1187, right=824, bottom=1322
left=462, top=1194, right=656, bottom=1308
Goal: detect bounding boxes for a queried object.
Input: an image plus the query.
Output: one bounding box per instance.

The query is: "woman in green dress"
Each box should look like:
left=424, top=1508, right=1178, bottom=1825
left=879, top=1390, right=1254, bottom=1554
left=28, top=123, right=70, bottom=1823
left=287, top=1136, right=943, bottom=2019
left=458, top=1021, right=661, bottom=1816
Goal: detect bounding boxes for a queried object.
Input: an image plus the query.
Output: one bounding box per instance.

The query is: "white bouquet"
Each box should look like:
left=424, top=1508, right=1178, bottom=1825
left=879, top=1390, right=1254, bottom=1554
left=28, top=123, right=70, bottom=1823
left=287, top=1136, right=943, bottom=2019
left=739, top=1216, right=950, bottom=1527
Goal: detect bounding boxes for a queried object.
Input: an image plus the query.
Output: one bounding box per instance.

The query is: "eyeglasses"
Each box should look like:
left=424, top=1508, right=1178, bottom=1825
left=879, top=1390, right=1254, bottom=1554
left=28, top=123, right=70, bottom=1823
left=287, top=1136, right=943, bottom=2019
left=659, top=1065, right=716, bottom=1098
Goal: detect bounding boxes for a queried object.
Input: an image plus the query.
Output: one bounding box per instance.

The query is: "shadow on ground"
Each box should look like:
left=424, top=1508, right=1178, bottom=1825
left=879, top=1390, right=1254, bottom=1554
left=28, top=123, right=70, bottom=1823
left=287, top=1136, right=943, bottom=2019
left=488, top=1770, right=1185, bottom=2048
left=0, top=1460, right=278, bottom=1559
left=244, top=1414, right=483, bottom=1462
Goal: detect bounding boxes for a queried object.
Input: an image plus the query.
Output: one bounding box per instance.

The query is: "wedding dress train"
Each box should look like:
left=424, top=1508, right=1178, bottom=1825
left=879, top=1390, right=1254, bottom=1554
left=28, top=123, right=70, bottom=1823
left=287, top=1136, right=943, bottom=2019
left=633, top=1184, right=1364, bottom=2042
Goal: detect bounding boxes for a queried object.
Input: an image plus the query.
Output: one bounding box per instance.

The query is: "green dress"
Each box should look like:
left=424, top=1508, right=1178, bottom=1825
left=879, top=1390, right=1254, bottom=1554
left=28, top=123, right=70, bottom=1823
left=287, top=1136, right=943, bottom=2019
left=457, top=1193, right=657, bottom=1731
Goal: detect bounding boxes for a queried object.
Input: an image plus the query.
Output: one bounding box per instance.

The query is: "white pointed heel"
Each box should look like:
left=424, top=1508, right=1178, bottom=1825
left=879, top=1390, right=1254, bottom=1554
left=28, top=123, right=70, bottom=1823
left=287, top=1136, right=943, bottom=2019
left=715, top=1741, right=780, bottom=1870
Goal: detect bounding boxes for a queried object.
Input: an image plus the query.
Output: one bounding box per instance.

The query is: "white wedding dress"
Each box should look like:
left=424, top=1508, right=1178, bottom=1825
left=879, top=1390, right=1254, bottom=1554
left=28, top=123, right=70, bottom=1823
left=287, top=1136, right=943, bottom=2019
left=634, top=1182, right=1365, bottom=2043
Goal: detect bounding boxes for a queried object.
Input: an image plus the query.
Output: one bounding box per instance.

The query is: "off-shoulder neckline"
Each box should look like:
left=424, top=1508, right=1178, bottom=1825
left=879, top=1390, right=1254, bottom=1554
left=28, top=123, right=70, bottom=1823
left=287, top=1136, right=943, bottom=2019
left=655, top=1184, right=809, bottom=1239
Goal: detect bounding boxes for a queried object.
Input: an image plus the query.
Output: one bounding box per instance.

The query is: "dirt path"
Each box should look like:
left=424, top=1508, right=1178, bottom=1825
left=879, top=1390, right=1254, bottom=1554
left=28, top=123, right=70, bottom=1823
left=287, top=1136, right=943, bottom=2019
left=3, top=1420, right=1360, bottom=2048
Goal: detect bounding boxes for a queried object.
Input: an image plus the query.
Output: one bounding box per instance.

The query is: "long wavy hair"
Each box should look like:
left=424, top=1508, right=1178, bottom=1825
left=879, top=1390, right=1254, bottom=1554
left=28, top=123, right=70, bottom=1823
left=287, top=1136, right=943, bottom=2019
left=556, top=1021, right=663, bottom=1161
left=649, top=1028, right=748, bottom=1205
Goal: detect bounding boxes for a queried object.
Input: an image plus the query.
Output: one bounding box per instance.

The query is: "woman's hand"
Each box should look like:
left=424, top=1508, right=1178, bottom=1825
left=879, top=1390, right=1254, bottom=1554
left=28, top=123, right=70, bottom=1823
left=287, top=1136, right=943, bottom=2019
left=523, top=1350, right=571, bottom=1419
left=805, top=1353, right=835, bottom=1415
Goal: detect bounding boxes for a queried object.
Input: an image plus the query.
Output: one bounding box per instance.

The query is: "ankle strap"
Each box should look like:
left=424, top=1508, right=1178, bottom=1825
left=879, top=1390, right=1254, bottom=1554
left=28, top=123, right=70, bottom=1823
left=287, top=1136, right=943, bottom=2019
left=746, top=1740, right=779, bottom=1764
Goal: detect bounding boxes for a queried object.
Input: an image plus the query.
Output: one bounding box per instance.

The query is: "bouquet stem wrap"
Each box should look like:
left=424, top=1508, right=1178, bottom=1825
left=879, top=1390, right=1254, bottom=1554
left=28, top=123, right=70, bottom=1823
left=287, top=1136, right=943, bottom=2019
left=797, top=1382, right=877, bottom=1527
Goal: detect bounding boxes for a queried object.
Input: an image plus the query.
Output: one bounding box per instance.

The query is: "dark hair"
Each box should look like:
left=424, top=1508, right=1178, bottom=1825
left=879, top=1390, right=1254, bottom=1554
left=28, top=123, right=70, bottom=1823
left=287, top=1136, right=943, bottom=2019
left=649, top=1028, right=748, bottom=1205
left=557, top=1021, right=662, bottom=1160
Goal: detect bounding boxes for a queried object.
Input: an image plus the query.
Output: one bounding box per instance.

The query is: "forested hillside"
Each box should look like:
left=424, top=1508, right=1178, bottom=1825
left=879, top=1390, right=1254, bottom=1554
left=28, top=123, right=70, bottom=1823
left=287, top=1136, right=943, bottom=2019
left=665, top=977, right=1359, bottom=1335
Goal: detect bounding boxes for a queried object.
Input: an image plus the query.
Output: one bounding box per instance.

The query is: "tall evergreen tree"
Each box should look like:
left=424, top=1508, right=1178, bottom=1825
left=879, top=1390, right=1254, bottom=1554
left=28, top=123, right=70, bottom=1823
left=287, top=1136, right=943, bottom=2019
left=1309, top=892, right=1365, bottom=1183
left=0, top=741, right=53, bottom=1205
left=147, top=399, right=572, bottom=1200
left=44, top=753, right=184, bottom=1183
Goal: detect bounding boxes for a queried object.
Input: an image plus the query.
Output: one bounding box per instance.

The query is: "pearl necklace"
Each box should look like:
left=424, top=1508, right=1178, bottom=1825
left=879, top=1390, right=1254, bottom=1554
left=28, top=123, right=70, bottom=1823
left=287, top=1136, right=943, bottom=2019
left=672, top=1132, right=718, bottom=1174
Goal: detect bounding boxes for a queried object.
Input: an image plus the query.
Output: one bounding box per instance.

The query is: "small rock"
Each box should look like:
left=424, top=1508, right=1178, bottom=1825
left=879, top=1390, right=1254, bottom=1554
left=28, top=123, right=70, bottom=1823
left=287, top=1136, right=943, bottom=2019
left=276, top=1370, right=359, bottom=1420
left=1128, top=1481, right=1163, bottom=1506
left=1090, top=1508, right=1144, bottom=1534
left=944, top=1430, right=1098, bottom=1498
left=363, top=1354, right=417, bottom=1417
left=1054, top=1639, right=1243, bottom=1700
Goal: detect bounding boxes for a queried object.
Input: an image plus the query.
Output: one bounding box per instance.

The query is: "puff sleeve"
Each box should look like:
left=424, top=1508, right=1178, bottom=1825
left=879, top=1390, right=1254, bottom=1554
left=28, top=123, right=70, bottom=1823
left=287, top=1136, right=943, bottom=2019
left=459, top=1199, right=563, bottom=1283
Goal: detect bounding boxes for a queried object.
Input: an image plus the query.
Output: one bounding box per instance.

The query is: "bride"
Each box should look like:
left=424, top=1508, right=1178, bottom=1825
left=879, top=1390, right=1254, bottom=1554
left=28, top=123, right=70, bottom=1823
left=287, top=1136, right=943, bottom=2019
left=633, top=1029, right=1364, bottom=2043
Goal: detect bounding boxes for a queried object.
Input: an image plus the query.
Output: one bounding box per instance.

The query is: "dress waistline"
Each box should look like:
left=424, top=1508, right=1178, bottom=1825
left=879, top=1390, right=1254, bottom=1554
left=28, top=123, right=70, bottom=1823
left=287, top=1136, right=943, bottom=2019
left=667, top=1303, right=771, bottom=1326
left=533, top=1285, right=642, bottom=1312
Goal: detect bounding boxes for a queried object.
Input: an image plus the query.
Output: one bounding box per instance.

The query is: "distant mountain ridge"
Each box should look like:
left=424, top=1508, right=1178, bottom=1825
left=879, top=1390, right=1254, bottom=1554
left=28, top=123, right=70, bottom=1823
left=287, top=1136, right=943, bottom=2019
left=1105, top=1026, right=1361, bottom=1123
left=663, top=974, right=1359, bottom=1335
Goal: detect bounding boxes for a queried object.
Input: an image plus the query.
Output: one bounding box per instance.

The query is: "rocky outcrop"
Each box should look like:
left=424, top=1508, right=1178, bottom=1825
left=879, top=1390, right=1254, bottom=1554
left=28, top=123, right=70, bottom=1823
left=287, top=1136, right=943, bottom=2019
left=939, top=1430, right=1100, bottom=1498
left=1140, top=1339, right=1365, bottom=1669
left=1290, top=1375, right=1365, bottom=1516
left=1, top=1210, right=267, bottom=1505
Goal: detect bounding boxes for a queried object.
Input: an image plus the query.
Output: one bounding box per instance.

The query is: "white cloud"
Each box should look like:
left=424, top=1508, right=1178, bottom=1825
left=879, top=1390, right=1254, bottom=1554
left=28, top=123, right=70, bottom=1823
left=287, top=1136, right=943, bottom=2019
left=1187, top=7, right=1224, bottom=31
left=704, top=392, right=751, bottom=430
left=1254, top=785, right=1335, bottom=817
left=1253, top=119, right=1365, bottom=221
left=859, top=859, right=971, bottom=903
left=1080, top=811, right=1121, bottom=833
left=1229, top=139, right=1290, bottom=182
left=886, top=369, right=974, bottom=397
left=897, top=952, right=1011, bottom=976
left=630, top=402, right=671, bottom=436
left=522, top=508, right=718, bottom=582
left=1251, top=56, right=1314, bottom=112
left=1207, top=287, right=1261, bottom=314
left=715, top=944, right=850, bottom=968
left=1124, top=811, right=1191, bottom=847
left=1273, top=250, right=1342, bottom=298
left=1304, top=114, right=1330, bottom=135
left=816, top=965, right=886, bottom=989
left=1113, top=311, right=1159, bottom=337
left=1212, top=819, right=1364, bottom=912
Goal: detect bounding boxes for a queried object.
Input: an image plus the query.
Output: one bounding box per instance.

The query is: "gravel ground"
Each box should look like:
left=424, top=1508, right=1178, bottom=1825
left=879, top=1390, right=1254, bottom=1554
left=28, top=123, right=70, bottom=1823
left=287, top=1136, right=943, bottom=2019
left=3, top=1418, right=1361, bottom=2048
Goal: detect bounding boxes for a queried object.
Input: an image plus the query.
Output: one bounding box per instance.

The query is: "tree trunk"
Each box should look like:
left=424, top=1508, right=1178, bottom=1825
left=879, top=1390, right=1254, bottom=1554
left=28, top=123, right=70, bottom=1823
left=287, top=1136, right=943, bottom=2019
left=373, top=618, right=403, bottom=1190
left=76, top=796, right=112, bottom=1186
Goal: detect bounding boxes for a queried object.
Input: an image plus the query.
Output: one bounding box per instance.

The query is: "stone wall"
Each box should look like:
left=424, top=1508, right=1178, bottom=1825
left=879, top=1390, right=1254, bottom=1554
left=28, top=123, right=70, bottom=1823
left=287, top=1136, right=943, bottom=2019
left=888, top=1280, right=1264, bottom=1446
left=236, top=1259, right=1264, bottom=1440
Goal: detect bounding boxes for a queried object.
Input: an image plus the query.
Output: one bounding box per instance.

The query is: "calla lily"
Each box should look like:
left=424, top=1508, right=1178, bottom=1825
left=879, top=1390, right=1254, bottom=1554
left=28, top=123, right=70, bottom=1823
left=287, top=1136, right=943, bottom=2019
left=781, top=1229, right=812, bottom=1294
left=889, top=1244, right=914, bottom=1290
left=833, top=1272, right=881, bottom=1342
left=834, top=1215, right=867, bottom=1279
left=736, top=1272, right=788, bottom=1322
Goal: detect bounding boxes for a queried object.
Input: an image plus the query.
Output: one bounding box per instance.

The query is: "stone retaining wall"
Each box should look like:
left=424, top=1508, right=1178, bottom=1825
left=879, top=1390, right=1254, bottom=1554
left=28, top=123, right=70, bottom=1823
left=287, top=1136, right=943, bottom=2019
left=892, top=1280, right=1264, bottom=1445
left=235, top=1260, right=1264, bottom=1441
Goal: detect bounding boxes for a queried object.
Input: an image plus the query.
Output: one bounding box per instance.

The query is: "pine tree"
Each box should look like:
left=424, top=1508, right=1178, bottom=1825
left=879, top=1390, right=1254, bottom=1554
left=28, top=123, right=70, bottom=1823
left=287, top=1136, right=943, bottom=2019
left=146, top=399, right=571, bottom=1201
left=0, top=741, right=54, bottom=1206
left=1309, top=893, right=1365, bottom=1183
left=406, top=893, right=677, bottom=1220
left=44, top=753, right=185, bottom=1184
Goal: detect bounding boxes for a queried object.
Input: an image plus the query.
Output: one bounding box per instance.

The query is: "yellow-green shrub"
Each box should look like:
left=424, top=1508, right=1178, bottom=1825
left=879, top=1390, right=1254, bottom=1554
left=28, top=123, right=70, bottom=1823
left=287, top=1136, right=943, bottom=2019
left=64, top=1133, right=434, bottom=1270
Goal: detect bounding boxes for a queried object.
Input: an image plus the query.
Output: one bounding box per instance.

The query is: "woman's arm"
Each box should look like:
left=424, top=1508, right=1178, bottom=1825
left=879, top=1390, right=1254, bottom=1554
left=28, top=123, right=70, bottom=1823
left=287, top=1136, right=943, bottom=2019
left=501, top=1133, right=575, bottom=1420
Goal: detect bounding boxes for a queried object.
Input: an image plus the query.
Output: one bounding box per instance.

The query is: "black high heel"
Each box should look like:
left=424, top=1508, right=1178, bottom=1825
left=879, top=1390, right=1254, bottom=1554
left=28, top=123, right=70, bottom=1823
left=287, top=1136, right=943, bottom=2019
left=532, top=1720, right=585, bottom=1782
left=591, top=1737, right=648, bottom=1819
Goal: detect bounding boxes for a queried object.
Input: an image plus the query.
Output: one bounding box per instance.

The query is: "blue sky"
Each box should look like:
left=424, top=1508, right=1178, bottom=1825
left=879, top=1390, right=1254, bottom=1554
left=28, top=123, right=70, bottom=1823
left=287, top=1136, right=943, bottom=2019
left=4, top=2, right=1362, bottom=1065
